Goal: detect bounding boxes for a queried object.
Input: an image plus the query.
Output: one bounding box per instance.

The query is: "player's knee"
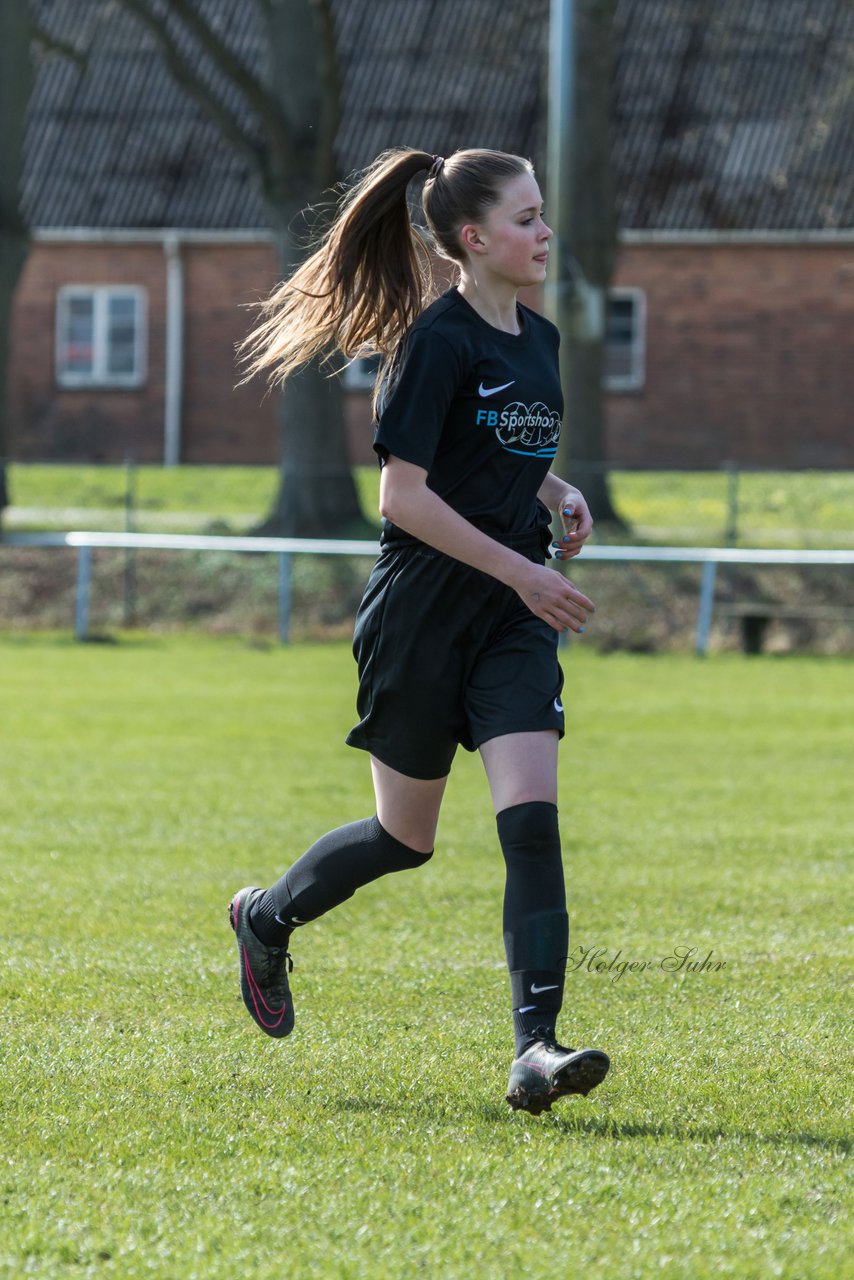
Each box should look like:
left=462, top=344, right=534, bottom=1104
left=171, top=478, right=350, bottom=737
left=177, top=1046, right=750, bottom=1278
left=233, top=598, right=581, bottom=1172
left=375, top=816, right=435, bottom=863
left=496, top=800, right=561, bottom=866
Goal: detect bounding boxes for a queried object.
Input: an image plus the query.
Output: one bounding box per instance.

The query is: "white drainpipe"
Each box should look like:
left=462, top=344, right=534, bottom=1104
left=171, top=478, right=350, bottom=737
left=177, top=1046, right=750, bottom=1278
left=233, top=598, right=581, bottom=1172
left=163, top=233, right=184, bottom=467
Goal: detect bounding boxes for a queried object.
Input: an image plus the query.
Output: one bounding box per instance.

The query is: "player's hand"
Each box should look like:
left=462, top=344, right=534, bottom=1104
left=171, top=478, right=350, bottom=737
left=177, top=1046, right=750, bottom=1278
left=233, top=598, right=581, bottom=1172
left=515, top=562, right=595, bottom=634
left=552, top=487, right=593, bottom=560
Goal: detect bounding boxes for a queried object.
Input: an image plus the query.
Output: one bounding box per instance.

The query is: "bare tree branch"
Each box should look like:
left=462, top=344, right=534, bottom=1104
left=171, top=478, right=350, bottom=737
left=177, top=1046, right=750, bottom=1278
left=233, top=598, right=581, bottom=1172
left=117, top=0, right=265, bottom=175
left=117, top=0, right=295, bottom=197
left=164, top=0, right=292, bottom=165
left=103, top=0, right=360, bottom=534
left=31, top=22, right=88, bottom=70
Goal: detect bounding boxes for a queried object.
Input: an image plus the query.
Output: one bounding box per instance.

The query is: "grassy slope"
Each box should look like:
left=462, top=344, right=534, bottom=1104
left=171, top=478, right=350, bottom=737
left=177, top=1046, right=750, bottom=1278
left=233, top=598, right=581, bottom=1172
left=1, top=639, right=850, bottom=1278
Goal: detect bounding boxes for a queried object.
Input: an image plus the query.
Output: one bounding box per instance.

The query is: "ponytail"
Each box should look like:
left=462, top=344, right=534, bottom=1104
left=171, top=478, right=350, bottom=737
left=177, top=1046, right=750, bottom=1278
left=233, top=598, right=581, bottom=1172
left=239, top=145, right=533, bottom=399
left=239, top=148, right=436, bottom=389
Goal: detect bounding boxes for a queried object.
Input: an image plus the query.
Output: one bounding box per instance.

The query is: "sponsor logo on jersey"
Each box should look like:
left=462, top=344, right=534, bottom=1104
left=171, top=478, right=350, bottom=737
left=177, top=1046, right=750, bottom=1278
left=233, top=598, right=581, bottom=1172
left=475, top=401, right=561, bottom=457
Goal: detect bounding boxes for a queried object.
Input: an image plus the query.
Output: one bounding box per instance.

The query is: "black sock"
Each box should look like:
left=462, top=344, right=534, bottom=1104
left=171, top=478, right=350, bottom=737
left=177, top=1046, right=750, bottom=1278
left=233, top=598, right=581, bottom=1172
left=496, top=801, right=568, bottom=1056
left=249, top=816, right=432, bottom=946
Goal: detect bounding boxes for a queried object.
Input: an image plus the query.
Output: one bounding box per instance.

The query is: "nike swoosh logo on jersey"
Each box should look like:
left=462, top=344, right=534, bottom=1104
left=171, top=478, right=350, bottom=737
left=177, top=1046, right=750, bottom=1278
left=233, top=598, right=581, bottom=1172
left=478, top=380, right=515, bottom=397
left=530, top=982, right=560, bottom=994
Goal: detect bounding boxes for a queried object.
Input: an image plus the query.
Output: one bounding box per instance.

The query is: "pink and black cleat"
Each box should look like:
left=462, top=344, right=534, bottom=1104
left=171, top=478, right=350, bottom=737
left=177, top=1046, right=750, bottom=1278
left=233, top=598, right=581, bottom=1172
left=229, top=887, right=295, bottom=1038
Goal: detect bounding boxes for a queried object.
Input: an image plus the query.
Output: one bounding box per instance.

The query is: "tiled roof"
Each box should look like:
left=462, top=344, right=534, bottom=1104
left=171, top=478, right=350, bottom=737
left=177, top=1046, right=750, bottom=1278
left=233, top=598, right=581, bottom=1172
left=613, top=0, right=853, bottom=230
left=26, top=0, right=269, bottom=229
left=332, top=0, right=548, bottom=173
left=24, top=0, right=853, bottom=232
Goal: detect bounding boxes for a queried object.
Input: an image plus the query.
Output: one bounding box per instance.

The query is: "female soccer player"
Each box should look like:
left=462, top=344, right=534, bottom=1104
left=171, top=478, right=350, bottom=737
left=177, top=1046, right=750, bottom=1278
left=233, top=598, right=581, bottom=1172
left=229, top=147, right=610, bottom=1115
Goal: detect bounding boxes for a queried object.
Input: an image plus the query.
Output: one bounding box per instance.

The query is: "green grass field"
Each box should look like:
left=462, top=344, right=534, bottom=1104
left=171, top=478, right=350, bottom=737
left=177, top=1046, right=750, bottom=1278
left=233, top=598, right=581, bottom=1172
left=1, top=638, right=850, bottom=1278
left=6, top=463, right=854, bottom=547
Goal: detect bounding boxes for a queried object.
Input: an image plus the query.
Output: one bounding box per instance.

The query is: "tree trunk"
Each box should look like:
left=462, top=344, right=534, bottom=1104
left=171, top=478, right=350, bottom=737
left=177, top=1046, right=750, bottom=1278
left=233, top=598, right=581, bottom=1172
left=255, top=358, right=364, bottom=537
left=251, top=205, right=366, bottom=536
left=553, top=0, right=624, bottom=528
left=0, top=3, right=34, bottom=522
left=112, top=0, right=366, bottom=537
left=255, top=0, right=366, bottom=537
left=564, top=328, right=621, bottom=523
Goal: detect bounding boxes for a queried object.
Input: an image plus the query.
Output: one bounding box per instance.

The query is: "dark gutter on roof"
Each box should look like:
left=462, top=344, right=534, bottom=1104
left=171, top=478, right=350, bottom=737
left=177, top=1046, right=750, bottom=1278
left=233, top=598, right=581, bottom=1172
left=32, top=227, right=854, bottom=246
left=32, top=228, right=275, bottom=243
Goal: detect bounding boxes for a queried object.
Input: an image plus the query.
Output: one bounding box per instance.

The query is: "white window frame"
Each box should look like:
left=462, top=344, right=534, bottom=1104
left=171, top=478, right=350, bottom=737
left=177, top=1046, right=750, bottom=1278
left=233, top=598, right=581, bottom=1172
left=604, top=287, right=646, bottom=392
left=55, top=285, right=147, bottom=388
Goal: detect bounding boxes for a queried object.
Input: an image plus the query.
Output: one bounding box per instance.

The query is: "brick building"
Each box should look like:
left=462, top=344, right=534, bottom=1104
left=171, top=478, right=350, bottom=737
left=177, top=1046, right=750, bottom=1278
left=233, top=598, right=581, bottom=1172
left=10, top=0, right=854, bottom=469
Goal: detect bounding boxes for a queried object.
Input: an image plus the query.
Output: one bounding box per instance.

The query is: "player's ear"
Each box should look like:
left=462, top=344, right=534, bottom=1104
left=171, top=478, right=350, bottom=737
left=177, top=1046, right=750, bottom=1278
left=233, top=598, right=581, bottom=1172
left=460, top=223, right=487, bottom=254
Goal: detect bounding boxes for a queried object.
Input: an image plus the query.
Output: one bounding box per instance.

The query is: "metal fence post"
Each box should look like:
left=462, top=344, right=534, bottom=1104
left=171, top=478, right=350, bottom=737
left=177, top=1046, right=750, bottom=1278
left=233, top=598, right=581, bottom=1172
left=124, top=456, right=137, bottom=625
left=724, top=462, right=740, bottom=547
left=695, top=559, right=718, bottom=657
left=278, top=552, right=292, bottom=643
left=75, top=544, right=92, bottom=641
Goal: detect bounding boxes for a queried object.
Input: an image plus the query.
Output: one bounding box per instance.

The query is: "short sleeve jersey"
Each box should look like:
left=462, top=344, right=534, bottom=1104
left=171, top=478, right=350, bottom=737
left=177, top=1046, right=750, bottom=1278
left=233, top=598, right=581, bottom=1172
left=373, top=287, right=563, bottom=539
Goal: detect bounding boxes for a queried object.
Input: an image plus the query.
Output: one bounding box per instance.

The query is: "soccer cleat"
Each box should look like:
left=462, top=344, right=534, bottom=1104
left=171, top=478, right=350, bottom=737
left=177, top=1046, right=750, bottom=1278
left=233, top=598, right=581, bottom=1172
left=229, top=886, right=295, bottom=1038
left=506, top=1032, right=610, bottom=1115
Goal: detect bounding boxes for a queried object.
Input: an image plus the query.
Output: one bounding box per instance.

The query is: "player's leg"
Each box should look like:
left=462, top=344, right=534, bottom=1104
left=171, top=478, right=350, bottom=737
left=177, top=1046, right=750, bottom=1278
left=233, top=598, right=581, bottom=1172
left=229, top=547, right=464, bottom=1040
left=481, top=730, right=609, bottom=1112
left=249, top=759, right=443, bottom=936
left=229, top=760, right=445, bottom=1039
left=370, top=756, right=447, bottom=852
left=480, top=729, right=567, bottom=1051
left=479, top=727, right=559, bottom=812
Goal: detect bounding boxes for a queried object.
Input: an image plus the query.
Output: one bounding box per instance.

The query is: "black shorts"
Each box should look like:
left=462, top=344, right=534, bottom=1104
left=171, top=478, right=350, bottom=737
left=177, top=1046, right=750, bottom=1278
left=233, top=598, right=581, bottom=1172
left=345, top=529, right=565, bottom=780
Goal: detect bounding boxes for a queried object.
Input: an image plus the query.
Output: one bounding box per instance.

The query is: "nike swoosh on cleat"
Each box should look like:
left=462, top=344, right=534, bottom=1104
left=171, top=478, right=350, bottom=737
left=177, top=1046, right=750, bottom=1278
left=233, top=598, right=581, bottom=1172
left=242, top=945, right=287, bottom=1029
left=478, top=380, right=515, bottom=397
left=530, top=982, right=560, bottom=994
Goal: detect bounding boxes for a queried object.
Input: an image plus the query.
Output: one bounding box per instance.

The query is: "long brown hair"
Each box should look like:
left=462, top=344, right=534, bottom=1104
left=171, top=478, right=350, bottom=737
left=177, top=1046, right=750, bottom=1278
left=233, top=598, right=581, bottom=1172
left=239, top=146, right=533, bottom=397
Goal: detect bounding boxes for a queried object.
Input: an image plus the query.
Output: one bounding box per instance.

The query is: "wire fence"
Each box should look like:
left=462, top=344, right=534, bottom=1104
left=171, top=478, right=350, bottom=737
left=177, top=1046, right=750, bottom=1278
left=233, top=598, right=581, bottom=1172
left=3, top=530, right=853, bottom=656
left=2, top=461, right=852, bottom=652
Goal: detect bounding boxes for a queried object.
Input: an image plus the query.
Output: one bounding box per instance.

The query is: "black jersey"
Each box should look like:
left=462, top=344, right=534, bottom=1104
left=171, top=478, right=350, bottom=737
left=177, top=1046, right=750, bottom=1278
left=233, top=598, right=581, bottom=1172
left=373, top=286, right=563, bottom=539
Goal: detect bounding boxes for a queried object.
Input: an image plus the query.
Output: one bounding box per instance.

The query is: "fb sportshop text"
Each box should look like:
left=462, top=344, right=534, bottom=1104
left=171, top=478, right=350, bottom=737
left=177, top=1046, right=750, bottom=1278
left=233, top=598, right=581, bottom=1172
left=569, top=945, right=727, bottom=982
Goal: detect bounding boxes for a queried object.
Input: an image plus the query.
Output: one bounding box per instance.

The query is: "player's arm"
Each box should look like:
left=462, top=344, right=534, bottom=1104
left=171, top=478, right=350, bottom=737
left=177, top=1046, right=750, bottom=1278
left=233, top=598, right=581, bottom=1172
left=537, top=471, right=593, bottom=560
left=379, top=456, right=595, bottom=634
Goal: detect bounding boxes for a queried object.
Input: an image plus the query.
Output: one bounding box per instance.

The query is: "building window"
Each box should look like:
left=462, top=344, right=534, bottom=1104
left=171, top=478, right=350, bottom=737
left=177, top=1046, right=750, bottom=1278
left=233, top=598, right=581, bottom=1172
left=604, top=289, right=645, bottom=392
left=342, top=352, right=383, bottom=392
left=56, top=286, right=147, bottom=387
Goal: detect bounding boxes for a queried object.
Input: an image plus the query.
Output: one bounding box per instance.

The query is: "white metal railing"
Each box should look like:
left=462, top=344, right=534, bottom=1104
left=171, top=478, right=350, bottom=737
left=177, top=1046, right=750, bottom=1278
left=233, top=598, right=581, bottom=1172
left=4, top=531, right=853, bottom=653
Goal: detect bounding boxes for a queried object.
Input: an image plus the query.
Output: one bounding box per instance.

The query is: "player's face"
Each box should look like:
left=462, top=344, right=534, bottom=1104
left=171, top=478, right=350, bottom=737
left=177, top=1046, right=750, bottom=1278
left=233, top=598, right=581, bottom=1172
left=468, top=172, right=552, bottom=287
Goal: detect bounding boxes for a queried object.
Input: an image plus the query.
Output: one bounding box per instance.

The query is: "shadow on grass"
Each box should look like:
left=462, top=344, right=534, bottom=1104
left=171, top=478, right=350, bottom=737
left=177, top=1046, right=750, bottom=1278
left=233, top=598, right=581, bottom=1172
left=0, top=629, right=277, bottom=651
left=333, top=1093, right=849, bottom=1153
left=0, top=629, right=160, bottom=649
left=483, top=1105, right=851, bottom=1151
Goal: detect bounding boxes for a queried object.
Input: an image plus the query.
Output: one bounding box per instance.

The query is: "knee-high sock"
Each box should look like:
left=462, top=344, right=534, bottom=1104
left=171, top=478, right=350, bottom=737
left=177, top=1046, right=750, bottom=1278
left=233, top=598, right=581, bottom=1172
left=497, top=801, right=568, bottom=1054
left=249, top=816, right=432, bottom=945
